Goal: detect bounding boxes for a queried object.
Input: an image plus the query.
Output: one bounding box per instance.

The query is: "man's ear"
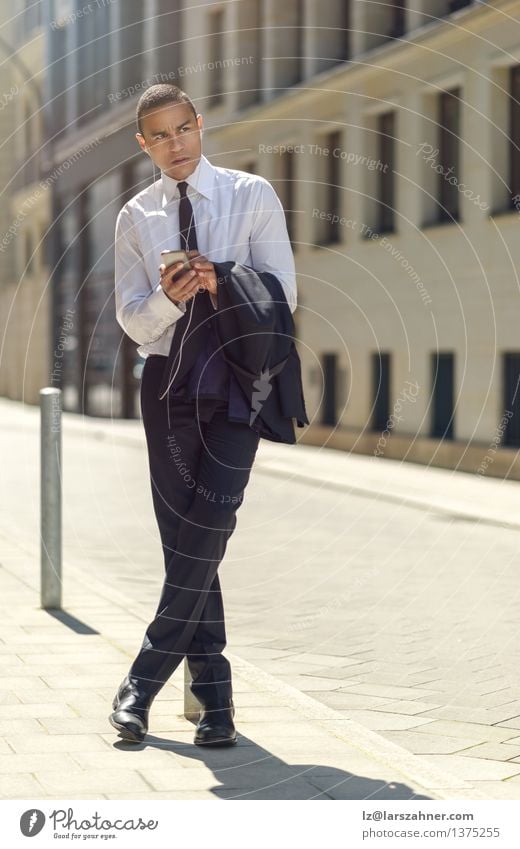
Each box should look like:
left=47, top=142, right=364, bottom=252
left=136, top=131, right=149, bottom=154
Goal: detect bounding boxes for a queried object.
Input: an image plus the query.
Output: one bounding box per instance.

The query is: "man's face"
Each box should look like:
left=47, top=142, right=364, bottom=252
left=136, top=101, right=203, bottom=180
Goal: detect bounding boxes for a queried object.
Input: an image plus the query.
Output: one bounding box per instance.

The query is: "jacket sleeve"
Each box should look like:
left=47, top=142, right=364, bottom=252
left=114, top=205, right=186, bottom=345
left=248, top=180, right=297, bottom=314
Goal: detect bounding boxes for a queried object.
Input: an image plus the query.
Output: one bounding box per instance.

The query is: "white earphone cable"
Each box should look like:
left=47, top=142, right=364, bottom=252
left=153, top=138, right=204, bottom=402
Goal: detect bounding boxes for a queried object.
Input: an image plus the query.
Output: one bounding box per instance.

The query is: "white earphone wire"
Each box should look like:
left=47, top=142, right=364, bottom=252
left=154, top=131, right=204, bottom=402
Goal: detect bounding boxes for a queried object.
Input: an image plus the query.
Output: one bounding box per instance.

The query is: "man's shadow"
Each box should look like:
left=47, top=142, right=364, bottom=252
left=112, top=732, right=433, bottom=800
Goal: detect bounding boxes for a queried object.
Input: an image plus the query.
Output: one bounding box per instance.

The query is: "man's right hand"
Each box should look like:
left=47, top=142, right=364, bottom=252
left=159, top=261, right=204, bottom=306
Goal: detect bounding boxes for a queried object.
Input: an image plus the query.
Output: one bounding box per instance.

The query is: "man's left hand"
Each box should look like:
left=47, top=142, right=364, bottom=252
left=187, top=250, right=218, bottom=295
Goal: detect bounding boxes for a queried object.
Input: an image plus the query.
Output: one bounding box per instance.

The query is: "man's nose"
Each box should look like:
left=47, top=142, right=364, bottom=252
left=168, top=135, right=184, bottom=150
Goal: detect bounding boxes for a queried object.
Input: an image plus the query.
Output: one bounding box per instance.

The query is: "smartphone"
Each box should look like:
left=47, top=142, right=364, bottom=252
left=160, top=249, right=190, bottom=270
left=160, top=248, right=205, bottom=294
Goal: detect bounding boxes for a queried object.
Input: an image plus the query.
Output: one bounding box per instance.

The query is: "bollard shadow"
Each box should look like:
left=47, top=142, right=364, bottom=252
left=111, top=732, right=433, bottom=800
left=44, top=608, right=99, bottom=635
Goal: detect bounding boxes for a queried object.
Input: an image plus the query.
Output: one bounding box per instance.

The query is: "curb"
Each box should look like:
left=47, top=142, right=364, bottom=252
left=65, top=557, right=487, bottom=800
left=230, top=654, right=488, bottom=801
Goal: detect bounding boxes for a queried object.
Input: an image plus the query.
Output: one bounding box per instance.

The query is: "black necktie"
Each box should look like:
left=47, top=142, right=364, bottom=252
left=178, top=180, right=198, bottom=252
left=157, top=180, right=211, bottom=400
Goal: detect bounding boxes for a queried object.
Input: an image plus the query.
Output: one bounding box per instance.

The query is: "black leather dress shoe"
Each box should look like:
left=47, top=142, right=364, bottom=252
left=194, top=698, right=237, bottom=746
left=109, top=675, right=156, bottom=743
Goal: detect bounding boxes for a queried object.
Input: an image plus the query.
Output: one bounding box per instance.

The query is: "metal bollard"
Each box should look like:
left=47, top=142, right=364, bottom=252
left=183, top=659, right=201, bottom=723
left=40, top=387, right=62, bottom=610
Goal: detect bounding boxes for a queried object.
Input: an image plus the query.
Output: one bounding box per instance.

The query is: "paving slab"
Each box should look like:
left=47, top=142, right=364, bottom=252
left=0, top=536, right=482, bottom=801
left=3, top=397, right=520, bottom=800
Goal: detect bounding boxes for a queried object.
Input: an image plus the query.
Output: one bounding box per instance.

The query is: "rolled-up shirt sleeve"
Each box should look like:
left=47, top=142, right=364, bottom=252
left=248, top=179, right=297, bottom=314
left=114, top=205, right=186, bottom=345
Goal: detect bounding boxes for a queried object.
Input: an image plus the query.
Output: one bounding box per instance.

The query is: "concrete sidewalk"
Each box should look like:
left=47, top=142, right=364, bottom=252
left=0, top=520, right=488, bottom=801
left=3, top=395, right=519, bottom=527
left=1, top=396, right=517, bottom=800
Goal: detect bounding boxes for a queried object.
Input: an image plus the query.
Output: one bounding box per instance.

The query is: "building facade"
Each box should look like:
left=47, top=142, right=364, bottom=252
left=6, top=0, right=520, bottom=477
left=194, top=0, right=520, bottom=478
left=0, top=1, right=50, bottom=404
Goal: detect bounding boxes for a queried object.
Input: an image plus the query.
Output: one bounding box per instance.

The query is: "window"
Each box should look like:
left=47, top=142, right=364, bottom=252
left=155, top=0, right=183, bottom=82
left=315, top=130, right=342, bottom=245
left=326, top=131, right=342, bottom=242
left=270, top=0, right=304, bottom=91
left=371, top=352, right=391, bottom=432
left=49, top=22, right=67, bottom=138
left=437, top=89, right=461, bottom=222
left=503, top=353, right=520, bottom=447
left=294, top=0, right=304, bottom=83
left=208, top=8, right=225, bottom=105
left=118, top=0, right=144, bottom=95
left=449, top=0, right=471, bottom=11
left=237, top=0, right=263, bottom=108
left=281, top=151, right=295, bottom=244
left=430, top=352, right=455, bottom=439
left=366, top=0, right=405, bottom=50
left=23, top=99, right=32, bottom=159
left=321, top=353, right=339, bottom=426
left=18, top=0, right=41, bottom=41
left=377, top=112, right=395, bottom=233
left=40, top=223, right=48, bottom=268
left=389, top=0, right=405, bottom=38
left=77, top=0, right=110, bottom=123
left=313, top=0, right=350, bottom=73
left=509, top=66, right=520, bottom=208
left=53, top=192, right=82, bottom=409
left=83, top=174, right=122, bottom=416
left=24, top=230, right=34, bottom=275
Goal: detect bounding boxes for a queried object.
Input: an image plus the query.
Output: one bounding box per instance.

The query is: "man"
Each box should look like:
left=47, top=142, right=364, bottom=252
left=110, top=83, right=302, bottom=747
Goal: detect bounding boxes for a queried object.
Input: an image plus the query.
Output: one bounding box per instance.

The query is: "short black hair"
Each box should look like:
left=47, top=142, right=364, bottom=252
left=136, top=84, right=197, bottom=135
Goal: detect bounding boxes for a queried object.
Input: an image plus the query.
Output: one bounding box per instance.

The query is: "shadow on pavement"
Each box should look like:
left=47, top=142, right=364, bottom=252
left=45, top=609, right=99, bottom=635
left=112, top=734, right=433, bottom=800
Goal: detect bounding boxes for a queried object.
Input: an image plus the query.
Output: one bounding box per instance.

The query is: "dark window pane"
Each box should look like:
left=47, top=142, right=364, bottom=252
left=509, top=66, right=520, bottom=206
left=208, top=9, right=225, bottom=103
left=342, top=1, right=351, bottom=59
left=377, top=112, right=395, bottom=232
left=155, top=0, right=182, bottom=80
left=326, top=130, right=341, bottom=242
left=77, top=2, right=111, bottom=123
left=503, top=353, right=520, bottom=447
left=321, top=353, right=338, bottom=426
left=118, top=0, right=144, bottom=94
left=281, top=151, right=295, bottom=244
left=389, top=0, right=405, bottom=38
left=438, top=88, right=460, bottom=221
left=449, top=0, right=471, bottom=11
left=238, top=0, right=263, bottom=107
left=372, top=352, right=391, bottom=432
left=431, top=352, right=455, bottom=439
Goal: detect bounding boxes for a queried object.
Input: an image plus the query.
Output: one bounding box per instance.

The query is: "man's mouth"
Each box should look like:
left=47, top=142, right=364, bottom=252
left=172, top=157, right=189, bottom=164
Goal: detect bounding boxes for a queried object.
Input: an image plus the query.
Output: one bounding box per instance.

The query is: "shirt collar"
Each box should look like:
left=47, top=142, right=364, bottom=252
left=160, top=154, right=216, bottom=207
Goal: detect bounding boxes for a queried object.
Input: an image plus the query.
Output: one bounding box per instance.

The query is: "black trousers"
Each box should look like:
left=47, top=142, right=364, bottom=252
left=128, top=355, right=260, bottom=706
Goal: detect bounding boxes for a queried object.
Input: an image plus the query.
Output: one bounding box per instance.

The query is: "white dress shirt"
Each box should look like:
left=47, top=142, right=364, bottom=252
left=114, top=153, right=297, bottom=359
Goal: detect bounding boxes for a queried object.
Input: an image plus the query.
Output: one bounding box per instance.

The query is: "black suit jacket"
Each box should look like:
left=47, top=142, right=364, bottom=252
left=157, top=260, right=309, bottom=444
left=211, top=261, right=309, bottom=444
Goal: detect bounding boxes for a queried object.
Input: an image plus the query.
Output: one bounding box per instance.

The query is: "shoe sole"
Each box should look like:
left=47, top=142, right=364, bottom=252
left=109, top=714, right=145, bottom=743
left=194, top=735, right=238, bottom=747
